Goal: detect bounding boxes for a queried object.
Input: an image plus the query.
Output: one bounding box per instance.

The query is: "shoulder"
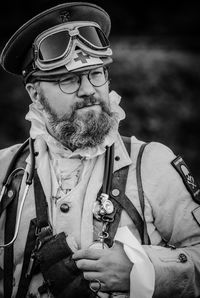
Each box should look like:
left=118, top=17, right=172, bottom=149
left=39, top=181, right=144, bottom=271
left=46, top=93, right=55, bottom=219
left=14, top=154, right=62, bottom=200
left=129, top=136, right=176, bottom=169
left=128, top=137, right=185, bottom=198
left=0, top=144, right=22, bottom=162
left=0, top=144, right=22, bottom=186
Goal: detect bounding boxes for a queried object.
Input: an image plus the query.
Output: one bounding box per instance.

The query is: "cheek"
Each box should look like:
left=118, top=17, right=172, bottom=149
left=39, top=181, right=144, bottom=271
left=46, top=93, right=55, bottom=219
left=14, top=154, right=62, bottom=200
left=46, top=94, right=75, bottom=117
left=55, top=101, right=73, bottom=117
left=98, top=84, right=110, bottom=105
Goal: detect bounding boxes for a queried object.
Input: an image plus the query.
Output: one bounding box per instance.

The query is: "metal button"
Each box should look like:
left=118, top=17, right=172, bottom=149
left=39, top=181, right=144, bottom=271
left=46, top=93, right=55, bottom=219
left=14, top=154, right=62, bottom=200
left=178, top=253, right=187, bottom=263
left=111, top=189, right=120, bottom=196
left=115, top=156, right=120, bottom=161
left=60, top=203, right=70, bottom=213
left=7, top=190, right=14, bottom=198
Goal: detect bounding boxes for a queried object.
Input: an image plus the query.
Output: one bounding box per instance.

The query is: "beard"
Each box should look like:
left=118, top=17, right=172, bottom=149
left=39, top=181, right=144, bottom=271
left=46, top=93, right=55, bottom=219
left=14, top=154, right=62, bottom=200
left=39, top=94, right=116, bottom=151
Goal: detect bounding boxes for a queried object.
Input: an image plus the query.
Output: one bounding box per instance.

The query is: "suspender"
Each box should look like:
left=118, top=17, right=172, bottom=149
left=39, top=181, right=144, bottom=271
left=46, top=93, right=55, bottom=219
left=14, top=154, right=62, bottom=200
left=16, top=170, right=51, bottom=298
left=136, top=143, right=151, bottom=244
left=15, top=218, right=37, bottom=298
left=3, top=145, right=29, bottom=298
left=4, top=172, right=22, bottom=298
left=2, top=136, right=150, bottom=297
left=121, top=136, right=150, bottom=245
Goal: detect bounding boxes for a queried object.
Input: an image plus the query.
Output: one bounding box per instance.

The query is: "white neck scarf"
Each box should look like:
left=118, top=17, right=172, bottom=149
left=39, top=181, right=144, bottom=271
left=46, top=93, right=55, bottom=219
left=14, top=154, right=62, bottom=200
left=25, top=90, right=126, bottom=159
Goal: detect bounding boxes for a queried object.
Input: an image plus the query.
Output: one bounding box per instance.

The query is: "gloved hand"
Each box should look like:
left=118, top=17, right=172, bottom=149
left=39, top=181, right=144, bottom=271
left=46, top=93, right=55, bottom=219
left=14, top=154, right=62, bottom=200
left=35, top=232, right=96, bottom=298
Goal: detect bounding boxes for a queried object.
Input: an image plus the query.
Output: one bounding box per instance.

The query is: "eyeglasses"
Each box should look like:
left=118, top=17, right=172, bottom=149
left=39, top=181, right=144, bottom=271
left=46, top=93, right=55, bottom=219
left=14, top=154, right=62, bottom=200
left=33, top=21, right=112, bottom=71
left=33, top=67, right=109, bottom=94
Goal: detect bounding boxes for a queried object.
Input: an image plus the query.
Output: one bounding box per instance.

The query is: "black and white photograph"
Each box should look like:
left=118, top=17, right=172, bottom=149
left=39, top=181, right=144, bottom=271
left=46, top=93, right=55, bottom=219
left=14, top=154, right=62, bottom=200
left=0, top=1, right=200, bottom=297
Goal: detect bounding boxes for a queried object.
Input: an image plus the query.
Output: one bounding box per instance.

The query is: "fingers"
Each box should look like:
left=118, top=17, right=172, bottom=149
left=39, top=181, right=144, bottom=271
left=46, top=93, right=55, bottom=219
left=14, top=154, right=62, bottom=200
left=89, top=279, right=106, bottom=293
left=76, top=258, right=99, bottom=271
left=72, top=248, right=104, bottom=261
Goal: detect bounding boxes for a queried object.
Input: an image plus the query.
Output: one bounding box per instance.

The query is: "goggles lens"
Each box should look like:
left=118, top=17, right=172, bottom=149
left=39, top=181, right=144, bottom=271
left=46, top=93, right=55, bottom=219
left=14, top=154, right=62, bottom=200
left=39, top=31, right=71, bottom=61
left=78, top=26, right=108, bottom=48
left=38, top=25, right=109, bottom=63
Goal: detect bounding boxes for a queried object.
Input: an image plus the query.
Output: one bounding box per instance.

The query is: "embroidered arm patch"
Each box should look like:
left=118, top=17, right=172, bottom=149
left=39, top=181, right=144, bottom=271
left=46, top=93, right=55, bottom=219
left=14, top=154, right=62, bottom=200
left=171, top=156, right=200, bottom=204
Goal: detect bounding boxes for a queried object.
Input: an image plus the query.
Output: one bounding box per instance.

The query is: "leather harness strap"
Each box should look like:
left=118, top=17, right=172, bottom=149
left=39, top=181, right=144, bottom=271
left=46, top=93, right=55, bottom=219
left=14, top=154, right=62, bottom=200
left=136, top=143, right=151, bottom=244
left=109, top=137, right=150, bottom=245
left=16, top=170, right=51, bottom=298
left=34, top=171, right=50, bottom=230
left=15, top=218, right=37, bottom=298
left=4, top=172, right=22, bottom=298
left=3, top=145, right=29, bottom=298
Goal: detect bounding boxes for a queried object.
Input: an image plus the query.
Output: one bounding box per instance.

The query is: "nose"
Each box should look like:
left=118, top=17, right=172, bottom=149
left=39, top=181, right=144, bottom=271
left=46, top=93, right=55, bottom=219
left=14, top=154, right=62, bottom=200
left=77, top=75, right=95, bottom=97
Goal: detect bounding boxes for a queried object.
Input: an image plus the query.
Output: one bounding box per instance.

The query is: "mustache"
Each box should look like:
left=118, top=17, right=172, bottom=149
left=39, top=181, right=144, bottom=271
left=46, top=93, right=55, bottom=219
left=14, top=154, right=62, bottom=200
left=73, top=95, right=102, bottom=110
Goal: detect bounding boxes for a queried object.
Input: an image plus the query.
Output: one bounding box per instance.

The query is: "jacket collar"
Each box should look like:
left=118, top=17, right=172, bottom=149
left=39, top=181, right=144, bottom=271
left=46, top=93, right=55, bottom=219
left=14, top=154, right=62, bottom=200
left=113, top=134, right=132, bottom=173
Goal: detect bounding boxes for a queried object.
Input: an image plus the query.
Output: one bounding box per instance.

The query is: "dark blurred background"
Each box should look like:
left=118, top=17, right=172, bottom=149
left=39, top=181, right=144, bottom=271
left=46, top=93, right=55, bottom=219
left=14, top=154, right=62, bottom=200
left=0, top=1, right=200, bottom=180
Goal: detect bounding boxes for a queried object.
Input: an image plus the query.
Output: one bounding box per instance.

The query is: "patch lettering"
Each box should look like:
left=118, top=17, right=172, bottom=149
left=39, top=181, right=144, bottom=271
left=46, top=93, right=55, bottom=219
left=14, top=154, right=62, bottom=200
left=171, top=156, right=200, bottom=204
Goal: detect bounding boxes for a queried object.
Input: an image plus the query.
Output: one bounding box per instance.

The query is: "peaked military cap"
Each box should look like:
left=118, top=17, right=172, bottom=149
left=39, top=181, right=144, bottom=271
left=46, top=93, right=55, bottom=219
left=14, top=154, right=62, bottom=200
left=0, top=2, right=111, bottom=77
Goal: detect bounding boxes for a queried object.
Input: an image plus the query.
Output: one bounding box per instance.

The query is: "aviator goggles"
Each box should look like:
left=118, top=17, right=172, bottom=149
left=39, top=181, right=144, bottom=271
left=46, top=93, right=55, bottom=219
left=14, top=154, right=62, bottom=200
left=32, top=21, right=112, bottom=71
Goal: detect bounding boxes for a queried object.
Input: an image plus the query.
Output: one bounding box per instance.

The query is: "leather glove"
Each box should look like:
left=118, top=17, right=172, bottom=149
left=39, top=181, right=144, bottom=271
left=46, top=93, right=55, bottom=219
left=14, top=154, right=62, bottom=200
left=35, top=232, right=96, bottom=298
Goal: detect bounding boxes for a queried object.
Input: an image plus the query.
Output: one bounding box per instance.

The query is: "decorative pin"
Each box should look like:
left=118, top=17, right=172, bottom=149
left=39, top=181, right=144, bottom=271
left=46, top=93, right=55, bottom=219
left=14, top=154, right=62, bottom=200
left=100, top=193, right=114, bottom=214
left=93, top=193, right=114, bottom=220
left=60, top=10, right=70, bottom=23
left=101, top=199, right=114, bottom=214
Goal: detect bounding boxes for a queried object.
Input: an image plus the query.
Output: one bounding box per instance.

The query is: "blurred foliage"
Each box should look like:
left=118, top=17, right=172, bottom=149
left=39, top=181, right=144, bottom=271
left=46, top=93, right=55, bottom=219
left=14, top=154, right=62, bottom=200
left=110, top=37, right=200, bottom=180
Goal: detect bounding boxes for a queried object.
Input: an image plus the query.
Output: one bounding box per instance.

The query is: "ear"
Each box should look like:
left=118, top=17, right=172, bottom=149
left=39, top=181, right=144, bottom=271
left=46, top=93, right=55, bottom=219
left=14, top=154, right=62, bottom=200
left=25, top=83, right=43, bottom=110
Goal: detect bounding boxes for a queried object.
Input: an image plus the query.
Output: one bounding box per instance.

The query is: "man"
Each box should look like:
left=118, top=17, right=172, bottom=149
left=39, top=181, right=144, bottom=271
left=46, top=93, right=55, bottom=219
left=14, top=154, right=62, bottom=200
left=0, top=2, right=200, bottom=298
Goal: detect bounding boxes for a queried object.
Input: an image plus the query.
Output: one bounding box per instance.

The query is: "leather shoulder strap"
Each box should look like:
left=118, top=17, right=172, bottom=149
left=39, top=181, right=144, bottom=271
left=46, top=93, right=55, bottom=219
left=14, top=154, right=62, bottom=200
left=106, top=137, right=150, bottom=245
left=136, top=143, right=151, bottom=245
left=119, top=136, right=150, bottom=244
left=16, top=170, right=51, bottom=298
left=4, top=172, right=23, bottom=298
left=3, top=141, right=29, bottom=298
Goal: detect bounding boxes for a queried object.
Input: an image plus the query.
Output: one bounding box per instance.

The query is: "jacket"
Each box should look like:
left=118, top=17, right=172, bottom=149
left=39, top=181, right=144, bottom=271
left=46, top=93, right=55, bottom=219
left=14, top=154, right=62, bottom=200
left=0, top=135, right=200, bottom=297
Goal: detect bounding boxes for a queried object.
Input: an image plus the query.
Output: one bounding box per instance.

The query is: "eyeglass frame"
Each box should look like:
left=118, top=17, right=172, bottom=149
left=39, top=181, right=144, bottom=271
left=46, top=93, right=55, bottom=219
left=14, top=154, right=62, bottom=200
left=30, top=66, right=109, bottom=94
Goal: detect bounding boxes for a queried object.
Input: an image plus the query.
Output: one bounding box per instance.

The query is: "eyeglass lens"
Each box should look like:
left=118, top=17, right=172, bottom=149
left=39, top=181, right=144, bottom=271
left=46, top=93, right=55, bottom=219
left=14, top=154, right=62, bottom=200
left=59, top=67, right=108, bottom=94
